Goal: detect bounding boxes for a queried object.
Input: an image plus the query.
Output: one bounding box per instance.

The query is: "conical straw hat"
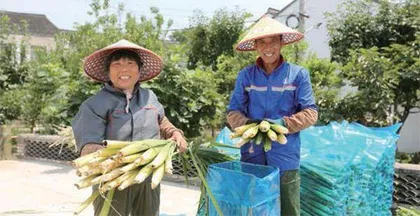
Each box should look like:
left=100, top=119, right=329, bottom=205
left=236, top=16, right=304, bottom=51
left=83, top=39, right=163, bottom=83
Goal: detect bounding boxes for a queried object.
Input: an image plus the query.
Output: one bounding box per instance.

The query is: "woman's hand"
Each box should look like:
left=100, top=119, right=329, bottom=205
left=80, top=143, right=104, bottom=156
left=170, top=131, right=187, bottom=153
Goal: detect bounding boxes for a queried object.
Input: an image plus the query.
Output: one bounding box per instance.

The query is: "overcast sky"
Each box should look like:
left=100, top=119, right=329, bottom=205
left=0, top=0, right=294, bottom=30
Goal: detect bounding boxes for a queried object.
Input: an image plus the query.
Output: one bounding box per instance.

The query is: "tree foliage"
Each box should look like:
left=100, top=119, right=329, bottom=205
left=327, top=0, right=419, bottom=64
left=301, top=54, right=342, bottom=124
left=145, top=63, right=223, bottom=137
left=336, top=37, right=420, bottom=126
left=0, top=15, right=30, bottom=124
left=4, top=0, right=417, bottom=137
left=177, top=8, right=251, bottom=70
left=0, top=0, right=226, bottom=136
left=327, top=0, right=420, bottom=126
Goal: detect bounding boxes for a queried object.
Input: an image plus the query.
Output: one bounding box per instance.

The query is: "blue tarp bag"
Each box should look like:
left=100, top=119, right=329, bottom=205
left=206, top=161, right=281, bottom=216
left=300, top=121, right=401, bottom=216
left=214, top=126, right=240, bottom=158
left=211, top=122, right=401, bottom=215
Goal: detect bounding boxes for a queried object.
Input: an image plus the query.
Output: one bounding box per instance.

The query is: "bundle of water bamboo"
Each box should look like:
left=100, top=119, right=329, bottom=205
left=72, top=139, right=176, bottom=215
left=230, top=120, right=289, bottom=152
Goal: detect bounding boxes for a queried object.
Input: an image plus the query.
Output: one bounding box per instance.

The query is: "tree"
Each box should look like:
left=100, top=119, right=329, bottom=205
left=327, top=0, right=419, bottom=64
left=336, top=38, right=420, bottom=126
left=177, top=8, right=251, bottom=70
left=145, top=62, right=223, bottom=137
left=327, top=0, right=420, bottom=126
left=0, top=15, right=30, bottom=124
left=22, top=63, right=71, bottom=132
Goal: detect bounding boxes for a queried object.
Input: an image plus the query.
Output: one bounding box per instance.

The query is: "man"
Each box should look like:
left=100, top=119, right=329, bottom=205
left=227, top=16, right=318, bottom=216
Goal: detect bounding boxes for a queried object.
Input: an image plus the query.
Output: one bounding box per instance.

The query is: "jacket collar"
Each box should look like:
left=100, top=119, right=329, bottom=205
left=104, top=82, right=140, bottom=97
left=256, top=55, right=284, bottom=73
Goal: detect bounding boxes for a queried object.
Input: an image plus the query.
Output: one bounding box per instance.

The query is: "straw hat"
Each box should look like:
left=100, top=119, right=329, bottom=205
left=83, top=39, right=163, bottom=83
left=236, top=16, right=304, bottom=51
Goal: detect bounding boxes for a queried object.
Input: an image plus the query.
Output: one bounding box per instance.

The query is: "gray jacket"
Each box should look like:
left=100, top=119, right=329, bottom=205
left=72, top=83, right=165, bottom=151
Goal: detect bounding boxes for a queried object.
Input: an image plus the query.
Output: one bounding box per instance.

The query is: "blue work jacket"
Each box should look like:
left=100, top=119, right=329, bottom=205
left=228, top=59, right=317, bottom=171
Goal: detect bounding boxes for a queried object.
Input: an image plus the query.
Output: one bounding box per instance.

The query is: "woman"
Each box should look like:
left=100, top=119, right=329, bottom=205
left=72, top=39, right=187, bottom=216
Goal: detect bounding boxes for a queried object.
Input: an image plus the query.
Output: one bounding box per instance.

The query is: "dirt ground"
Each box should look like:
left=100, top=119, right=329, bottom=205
left=0, top=159, right=200, bottom=216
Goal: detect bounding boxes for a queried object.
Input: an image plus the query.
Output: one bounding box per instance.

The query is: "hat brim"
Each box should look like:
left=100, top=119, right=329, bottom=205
left=235, top=32, right=304, bottom=51
left=235, top=16, right=304, bottom=51
left=83, top=44, right=163, bottom=83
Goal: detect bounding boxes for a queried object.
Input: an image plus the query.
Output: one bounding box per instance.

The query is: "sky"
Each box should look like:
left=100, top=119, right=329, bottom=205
left=0, top=0, right=294, bottom=30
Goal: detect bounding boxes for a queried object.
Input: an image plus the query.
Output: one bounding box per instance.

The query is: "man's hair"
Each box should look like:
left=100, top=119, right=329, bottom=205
left=104, top=49, right=143, bottom=73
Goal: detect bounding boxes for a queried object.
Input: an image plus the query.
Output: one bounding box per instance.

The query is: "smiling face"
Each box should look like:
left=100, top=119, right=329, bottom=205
left=105, top=50, right=143, bottom=92
left=255, top=35, right=282, bottom=71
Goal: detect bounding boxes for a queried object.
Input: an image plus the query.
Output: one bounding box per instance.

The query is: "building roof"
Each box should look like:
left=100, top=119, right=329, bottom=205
left=259, top=0, right=299, bottom=21
left=0, top=10, right=61, bottom=37
left=276, top=0, right=299, bottom=15
left=268, top=0, right=379, bottom=17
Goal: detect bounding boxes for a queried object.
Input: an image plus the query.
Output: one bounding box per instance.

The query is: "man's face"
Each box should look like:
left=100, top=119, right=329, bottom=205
left=109, top=58, right=140, bottom=91
left=255, top=35, right=282, bottom=64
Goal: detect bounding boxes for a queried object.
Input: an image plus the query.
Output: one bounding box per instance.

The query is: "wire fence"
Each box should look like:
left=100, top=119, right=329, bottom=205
left=15, top=134, right=198, bottom=177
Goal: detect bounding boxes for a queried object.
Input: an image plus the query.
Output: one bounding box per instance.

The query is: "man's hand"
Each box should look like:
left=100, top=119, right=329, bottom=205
left=246, top=119, right=262, bottom=125
left=80, top=143, right=104, bottom=156
left=170, top=131, right=187, bottom=153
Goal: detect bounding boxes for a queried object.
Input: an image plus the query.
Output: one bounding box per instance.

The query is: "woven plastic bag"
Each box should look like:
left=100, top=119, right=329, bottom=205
left=206, top=161, right=280, bottom=216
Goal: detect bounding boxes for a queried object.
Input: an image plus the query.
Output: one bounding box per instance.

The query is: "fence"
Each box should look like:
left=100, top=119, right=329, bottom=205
left=394, top=163, right=420, bottom=207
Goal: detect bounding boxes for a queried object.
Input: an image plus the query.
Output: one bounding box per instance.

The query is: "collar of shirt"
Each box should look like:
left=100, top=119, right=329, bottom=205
left=104, top=82, right=140, bottom=98
left=104, top=82, right=141, bottom=113
left=255, top=55, right=285, bottom=74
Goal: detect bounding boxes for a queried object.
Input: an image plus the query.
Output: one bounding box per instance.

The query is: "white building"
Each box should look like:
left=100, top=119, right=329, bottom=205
left=265, top=0, right=346, bottom=59
left=0, top=10, right=64, bottom=60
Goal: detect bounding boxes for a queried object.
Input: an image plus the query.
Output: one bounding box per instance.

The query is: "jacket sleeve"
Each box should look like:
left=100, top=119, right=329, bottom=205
left=227, top=111, right=249, bottom=130
left=283, top=108, right=318, bottom=134
left=159, top=116, right=184, bottom=139
left=149, top=89, right=184, bottom=139
left=149, top=90, right=165, bottom=122
left=226, top=70, right=250, bottom=130
left=71, top=102, right=106, bottom=152
left=283, top=68, right=318, bottom=133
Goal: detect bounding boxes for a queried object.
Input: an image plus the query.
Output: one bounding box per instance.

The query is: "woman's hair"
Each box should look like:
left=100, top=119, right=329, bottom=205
left=104, top=49, right=143, bottom=73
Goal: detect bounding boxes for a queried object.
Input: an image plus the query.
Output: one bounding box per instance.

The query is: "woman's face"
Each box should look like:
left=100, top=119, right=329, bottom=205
left=109, top=57, right=140, bottom=91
